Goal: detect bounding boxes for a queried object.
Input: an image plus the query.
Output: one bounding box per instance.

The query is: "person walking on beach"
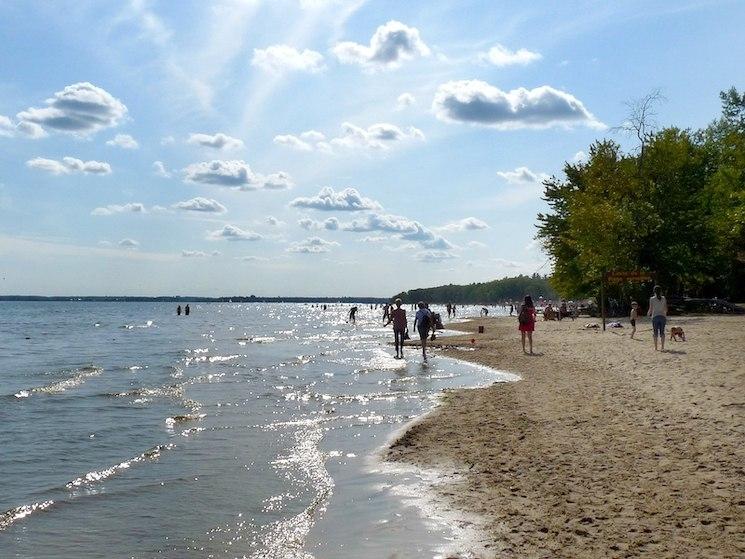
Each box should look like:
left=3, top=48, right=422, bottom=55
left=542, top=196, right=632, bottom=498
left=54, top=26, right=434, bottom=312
left=385, top=298, right=408, bottom=359
left=648, top=286, right=668, bottom=351
left=446, top=302, right=452, bottom=319
left=630, top=301, right=639, bottom=339
left=177, top=305, right=181, bottom=316
left=348, top=306, right=358, bottom=324
left=518, top=295, right=536, bottom=355
left=382, top=303, right=391, bottom=324
left=413, top=302, right=434, bottom=362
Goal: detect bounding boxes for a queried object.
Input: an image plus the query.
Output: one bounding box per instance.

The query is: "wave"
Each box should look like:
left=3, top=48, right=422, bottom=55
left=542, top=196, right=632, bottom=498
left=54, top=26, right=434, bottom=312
left=0, top=500, right=55, bottom=531
left=11, top=366, right=102, bottom=399
left=66, top=444, right=175, bottom=489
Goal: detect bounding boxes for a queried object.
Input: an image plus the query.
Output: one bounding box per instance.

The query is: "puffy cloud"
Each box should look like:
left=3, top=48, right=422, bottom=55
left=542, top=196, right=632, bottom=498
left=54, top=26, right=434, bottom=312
left=438, top=217, right=490, bottom=232
left=298, top=217, right=340, bottom=230
left=275, top=122, right=423, bottom=153
left=396, top=92, right=416, bottom=110
left=333, top=20, right=430, bottom=69
left=341, top=212, right=453, bottom=250
left=181, top=250, right=209, bottom=258
left=187, top=132, right=244, bottom=150
left=153, top=161, right=172, bottom=178
left=91, top=203, right=146, bottom=216
left=17, top=82, right=127, bottom=136
left=497, top=166, right=549, bottom=184
left=571, top=150, right=588, bottom=164
left=26, top=157, right=112, bottom=175
left=118, top=238, right=139, bottom=249
left=479, top=44, right=542, bottom=67
left=433, top=81, right=603, bottom=130
left=106, top=133, right=139, bottom=149
left=266, top=216, right=283, bottom=226
left=207, top=224, right=262, bottom=241
left=274, top=134, right=312, bottom=151
left=0, top=115, right=47, bottom=138
left=183, top=160, right=292, bottom=190
left=415, top=250, right=457, bottom=262
left=287, top=236, right=339, bottom=253
left=290, top=187, right=381, bottom=212
left=173, top=197, right=227, bottom=214
left=252, top=45, right=325, bottom=73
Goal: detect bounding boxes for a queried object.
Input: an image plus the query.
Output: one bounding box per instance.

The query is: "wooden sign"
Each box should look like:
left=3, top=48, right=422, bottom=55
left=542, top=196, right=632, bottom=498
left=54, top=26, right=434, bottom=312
left=605, top=270, right=654, bottom=284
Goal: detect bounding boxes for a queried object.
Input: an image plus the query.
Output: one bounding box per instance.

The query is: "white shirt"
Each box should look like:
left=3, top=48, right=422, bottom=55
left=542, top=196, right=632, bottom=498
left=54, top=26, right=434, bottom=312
left=648, top=295, right=667, bottom=317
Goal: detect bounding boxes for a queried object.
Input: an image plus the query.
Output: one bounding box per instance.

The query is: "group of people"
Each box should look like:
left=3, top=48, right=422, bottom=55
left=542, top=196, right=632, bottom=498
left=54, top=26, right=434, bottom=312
left=176, top=304, right=190, bottom=316
left=382, top=299, right=439, bottom=361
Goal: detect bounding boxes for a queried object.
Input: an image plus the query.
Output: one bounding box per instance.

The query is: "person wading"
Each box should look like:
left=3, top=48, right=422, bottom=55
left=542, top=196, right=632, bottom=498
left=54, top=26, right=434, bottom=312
left=385, top=298, right=408, bottom=359
left=413, top=302, right=434, bottom=362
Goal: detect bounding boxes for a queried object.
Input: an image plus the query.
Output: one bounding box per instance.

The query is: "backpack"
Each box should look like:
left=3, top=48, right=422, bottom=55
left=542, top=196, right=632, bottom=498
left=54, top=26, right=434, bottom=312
left=518, top=306, right=532, bottom=325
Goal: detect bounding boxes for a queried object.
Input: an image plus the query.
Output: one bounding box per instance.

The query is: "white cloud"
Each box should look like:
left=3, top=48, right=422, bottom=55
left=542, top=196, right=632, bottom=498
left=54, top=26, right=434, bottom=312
left=266, top=216, right=284, bottom=226
left=0, top=114, right=47, bottom=138
left=433, top=81, right=604, bottom=130
left=26, top=157, right=112, bottom=175
left=275, top=122, right=423, bottom=154
left=173, top=197, right=227, bottom=214
left=290, top=186, right=382, bottom=212
left=287, top=236, right=339, bottom=253
left=438, top=217, right=490, bottom=232
left=298, top=216, right=340, bottom=230
left=415, top=250, right=457, bottom=262
left=17, top=82, right=127, bottom=136
left=183, top=160, right=292, bottom=190
left=274, top=134, right=312, bottom=151
left=106, top=133, right=139, bottom=149
left=571, top=150, right=588, bottom=164
left=467, top=240, right=487, bottom=249
left=187, top=132, right=244, bottom=150
left=252, top=45, right=325, bottom=73
left=207, top=224, right=263, bottom=242
left=118, top=238, right=139, bottom=249
left=181, top=250, right=209, bottom=258
left=396, top=92, right=416, bottom=110
left=153, top=161, right=172, bottom=178
left=333, top=20, right=430, bottom=70
left=497, top=166, right=549, bottom=184
left=479, top=44, right=542, bottom=67
left=91, top=203, right=146, bottom=216
left=341, top=212, right=453, bottom=250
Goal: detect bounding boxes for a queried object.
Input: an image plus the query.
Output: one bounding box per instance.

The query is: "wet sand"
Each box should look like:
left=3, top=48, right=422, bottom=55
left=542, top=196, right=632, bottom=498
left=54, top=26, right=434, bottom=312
left=387, top=315, right=745, bottom=558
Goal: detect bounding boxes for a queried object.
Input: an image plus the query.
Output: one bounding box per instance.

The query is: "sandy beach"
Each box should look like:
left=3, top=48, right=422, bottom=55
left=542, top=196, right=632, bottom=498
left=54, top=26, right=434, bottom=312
left=387, top=315, right=745, bottom=558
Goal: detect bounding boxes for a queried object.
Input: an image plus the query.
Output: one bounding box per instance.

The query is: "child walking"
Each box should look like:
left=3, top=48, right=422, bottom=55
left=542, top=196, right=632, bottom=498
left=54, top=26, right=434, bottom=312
left=630, top=301, right=639, bottom=339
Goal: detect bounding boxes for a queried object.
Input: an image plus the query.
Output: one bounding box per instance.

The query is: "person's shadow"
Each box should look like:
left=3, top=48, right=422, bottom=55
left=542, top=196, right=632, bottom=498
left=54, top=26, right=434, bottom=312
left=662, top=349, right=686, bottom=354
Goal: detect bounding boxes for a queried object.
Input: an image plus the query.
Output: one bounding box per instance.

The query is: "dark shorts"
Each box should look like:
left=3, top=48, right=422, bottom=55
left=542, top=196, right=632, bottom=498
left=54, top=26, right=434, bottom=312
left=630, top=319, right=636, bottom=327
left=417, top=327, right=429, bottom=340
left=652, top=315, right=666, bottom=337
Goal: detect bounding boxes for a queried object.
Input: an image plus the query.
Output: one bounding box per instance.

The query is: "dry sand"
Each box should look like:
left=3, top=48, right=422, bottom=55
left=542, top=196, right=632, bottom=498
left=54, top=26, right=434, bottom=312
left=387, top=315, right=745, bottom=558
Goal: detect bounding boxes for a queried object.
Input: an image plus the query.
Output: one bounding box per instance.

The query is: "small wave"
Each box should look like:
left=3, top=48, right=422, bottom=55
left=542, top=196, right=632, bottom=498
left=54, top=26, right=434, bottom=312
left=236, top=336, right=276, bottom=344
left=0, top=500, right=55, bottom=531
left=108, top=384, right=184, bottom=400
left=66, top=444, right=174, bottom=489
left=12, top=366, right=102, bottom=398
left=165, top=413, right=206, bottom=427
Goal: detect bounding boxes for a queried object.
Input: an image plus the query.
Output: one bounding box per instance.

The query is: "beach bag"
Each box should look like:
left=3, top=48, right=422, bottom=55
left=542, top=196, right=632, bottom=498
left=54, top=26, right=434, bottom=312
left=518, top=306, right=532, bottom=325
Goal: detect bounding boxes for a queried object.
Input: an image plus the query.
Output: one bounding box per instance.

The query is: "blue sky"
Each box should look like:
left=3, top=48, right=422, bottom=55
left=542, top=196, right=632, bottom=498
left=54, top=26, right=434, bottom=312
left=1, top=0, right=743, bottom=296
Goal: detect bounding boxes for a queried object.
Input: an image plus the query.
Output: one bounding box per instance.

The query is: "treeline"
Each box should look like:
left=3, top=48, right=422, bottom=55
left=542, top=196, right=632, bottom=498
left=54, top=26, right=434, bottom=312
left=537, top=88, right=745, bottom=302
left=394, top=274, right=557, bottom=304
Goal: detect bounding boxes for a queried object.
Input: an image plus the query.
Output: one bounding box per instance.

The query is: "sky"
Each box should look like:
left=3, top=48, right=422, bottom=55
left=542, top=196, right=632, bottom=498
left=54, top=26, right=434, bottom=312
left=1, top=0, right=743, bottom=297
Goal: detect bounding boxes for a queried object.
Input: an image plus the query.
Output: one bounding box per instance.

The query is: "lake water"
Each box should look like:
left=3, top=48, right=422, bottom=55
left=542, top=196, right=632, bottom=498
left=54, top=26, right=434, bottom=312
left=0, top=302, right=514, bottom=558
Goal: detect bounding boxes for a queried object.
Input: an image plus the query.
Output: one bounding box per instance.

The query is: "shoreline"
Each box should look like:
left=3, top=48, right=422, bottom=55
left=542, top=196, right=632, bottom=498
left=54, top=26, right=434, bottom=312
left=387, top=315, right=745, bottom=558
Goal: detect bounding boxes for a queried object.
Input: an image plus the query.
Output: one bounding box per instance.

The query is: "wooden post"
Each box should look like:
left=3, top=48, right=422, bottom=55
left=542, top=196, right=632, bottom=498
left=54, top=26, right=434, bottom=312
left=601, top=273, right=606, bottom=331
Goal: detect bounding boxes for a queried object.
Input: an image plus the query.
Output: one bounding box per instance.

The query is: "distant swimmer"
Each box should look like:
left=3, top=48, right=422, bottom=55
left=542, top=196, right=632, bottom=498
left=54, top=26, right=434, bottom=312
left=348, top=306, right=358, bottom=324
left=452, top=304, right=457, bottom=317
left=185, top=304, right=190, bottom=316
left=177, top=305, right=182, bottom=316
left=385, top=298, right=408, bottom=359
left=413, top=302, right=435, bottom=362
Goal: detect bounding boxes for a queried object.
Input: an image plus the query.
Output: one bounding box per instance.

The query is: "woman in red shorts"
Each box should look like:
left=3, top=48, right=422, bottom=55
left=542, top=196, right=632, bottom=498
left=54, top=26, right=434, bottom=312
left=518, top=295, right=536, bottom=355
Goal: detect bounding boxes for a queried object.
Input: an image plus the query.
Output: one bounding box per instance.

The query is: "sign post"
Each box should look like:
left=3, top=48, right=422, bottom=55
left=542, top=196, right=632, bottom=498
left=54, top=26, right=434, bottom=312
left=602, top=270, right=655, bottom=332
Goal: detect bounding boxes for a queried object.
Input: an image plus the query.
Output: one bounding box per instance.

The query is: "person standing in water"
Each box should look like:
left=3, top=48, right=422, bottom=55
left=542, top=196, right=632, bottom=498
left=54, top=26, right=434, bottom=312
left=518, top=295, right=536, bottom=355
left=648, top=286, right=668, bottom=351
left=177, top=305, right=182, bottom=316
left=382, top=303, right=391, bottom=323
left=348, top=306, right=358, bottom=324
left=385, top=298, right=408, bottom=359
left=413, top=302, right=434, bottom=362
left=185, top=304, right=190, bottom=316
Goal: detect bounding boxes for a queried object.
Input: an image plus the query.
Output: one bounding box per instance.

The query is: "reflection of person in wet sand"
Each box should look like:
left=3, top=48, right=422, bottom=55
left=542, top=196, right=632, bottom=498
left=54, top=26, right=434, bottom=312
left=348, top=306, right=358, bottom=324
left=385, top=298, right=408, bottom=359
left=413, top=302, right=434, bottom=362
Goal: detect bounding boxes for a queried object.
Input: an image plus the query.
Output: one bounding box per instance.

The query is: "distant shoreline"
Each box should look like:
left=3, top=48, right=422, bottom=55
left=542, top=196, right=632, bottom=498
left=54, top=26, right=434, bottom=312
left=0, top=296, right=391, bottom=303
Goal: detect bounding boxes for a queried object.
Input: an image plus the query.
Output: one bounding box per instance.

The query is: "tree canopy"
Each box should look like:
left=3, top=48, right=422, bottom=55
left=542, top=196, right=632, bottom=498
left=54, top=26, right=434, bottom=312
left=537, top=87, right=745, bottom=303
left=394, top=274, right=556, bottom=304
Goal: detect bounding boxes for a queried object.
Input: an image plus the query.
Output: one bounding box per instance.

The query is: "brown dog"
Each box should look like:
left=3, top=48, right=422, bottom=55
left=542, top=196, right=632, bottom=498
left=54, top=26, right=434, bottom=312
left=670, top=326, right=686, bottom=342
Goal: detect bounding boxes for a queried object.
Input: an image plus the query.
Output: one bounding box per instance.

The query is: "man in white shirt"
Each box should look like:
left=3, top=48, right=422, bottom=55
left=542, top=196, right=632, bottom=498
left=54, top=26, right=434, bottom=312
left=647, top=285, right=668, bottom=351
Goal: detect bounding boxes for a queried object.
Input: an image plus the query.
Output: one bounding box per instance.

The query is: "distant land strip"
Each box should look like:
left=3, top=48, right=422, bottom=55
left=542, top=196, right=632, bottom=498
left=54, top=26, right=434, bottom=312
left=0, top=296, right=391, bottom=304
